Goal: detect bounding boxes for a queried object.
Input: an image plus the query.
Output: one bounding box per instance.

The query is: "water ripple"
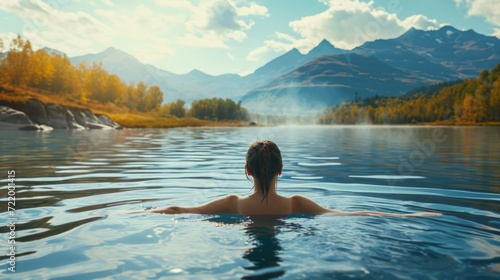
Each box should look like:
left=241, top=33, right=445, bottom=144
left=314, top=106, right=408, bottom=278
left=0, top=127, right=499, bottom=279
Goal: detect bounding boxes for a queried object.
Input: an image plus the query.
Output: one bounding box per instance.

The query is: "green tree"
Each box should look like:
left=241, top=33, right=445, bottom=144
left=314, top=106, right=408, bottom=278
left=168, top=99, right=186, bottom=118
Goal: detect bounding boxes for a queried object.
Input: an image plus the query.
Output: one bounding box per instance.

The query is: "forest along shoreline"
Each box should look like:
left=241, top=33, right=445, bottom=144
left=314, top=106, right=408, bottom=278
left=0, top=85, right=255, bottom=130
left=1, top=84, right=499, bottom=130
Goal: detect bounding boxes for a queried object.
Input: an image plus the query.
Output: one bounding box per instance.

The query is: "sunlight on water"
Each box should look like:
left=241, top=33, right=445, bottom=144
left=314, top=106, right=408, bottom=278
left=0, top=126, right=499, bottom=279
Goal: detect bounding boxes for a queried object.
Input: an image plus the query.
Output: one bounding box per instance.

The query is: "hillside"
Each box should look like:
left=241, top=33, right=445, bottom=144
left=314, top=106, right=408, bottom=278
left=241, top=53, right=421, bottom=114
left=319, top=64, right=500, bottom=125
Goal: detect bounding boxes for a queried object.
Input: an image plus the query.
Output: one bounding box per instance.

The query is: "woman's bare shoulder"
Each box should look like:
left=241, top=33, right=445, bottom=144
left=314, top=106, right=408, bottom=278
left=288, top=194, right=333, bottom=214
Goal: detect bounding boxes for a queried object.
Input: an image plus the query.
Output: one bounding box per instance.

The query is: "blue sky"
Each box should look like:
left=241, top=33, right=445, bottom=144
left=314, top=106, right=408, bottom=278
left=0, top=0, right=499, bottom=76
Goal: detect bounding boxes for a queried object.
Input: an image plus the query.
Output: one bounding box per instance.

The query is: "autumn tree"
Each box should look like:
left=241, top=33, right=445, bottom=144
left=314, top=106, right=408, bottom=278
left=189, top=97, right=249, bottom=121
left=5, top=35, right=33, bottom=86
left=489, top=80, right=500, bottom=121
left=145, top=85, right=163, bottom=111
left=29, top=49, right=54, bottom=89
left=168, top=99, right=186, bottom=118
left=105, top=74, right=126, bottom=103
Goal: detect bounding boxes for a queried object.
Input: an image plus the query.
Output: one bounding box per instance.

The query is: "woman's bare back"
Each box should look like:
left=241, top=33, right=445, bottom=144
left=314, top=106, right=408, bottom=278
left=237, top=194, right=293, bottom=216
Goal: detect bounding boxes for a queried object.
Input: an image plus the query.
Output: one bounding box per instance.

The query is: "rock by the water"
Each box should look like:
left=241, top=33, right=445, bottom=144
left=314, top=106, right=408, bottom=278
left=70, top=108, right=92, bottom=129
left=0, top=98, right=121, bottom=130
left=46, top=104, right=70, bottom=129
left=97, top=114, right=121, bottom=129
left=64, top=109, right=86, bottom=129
left=0, top=106, right=40, bottom=130
left=24, top=98, right=50, bottom=126
left=70, top=108, right=120, bottom=129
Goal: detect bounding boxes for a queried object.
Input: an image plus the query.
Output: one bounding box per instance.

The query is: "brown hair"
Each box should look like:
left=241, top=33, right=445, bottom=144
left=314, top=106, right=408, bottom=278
left=246, top=140, right=282, bottom=202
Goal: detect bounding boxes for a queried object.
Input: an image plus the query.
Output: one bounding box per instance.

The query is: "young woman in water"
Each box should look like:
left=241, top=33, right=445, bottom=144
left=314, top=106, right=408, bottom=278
left=151, top=140, right=439, bottom=217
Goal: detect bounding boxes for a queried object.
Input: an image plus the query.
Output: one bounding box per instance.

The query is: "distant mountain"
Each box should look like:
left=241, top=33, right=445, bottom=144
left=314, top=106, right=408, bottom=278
left=71, top=47, right=170, bottom=84
left=354, top=25, right=500, bottom=78
left=306, top=39, right=346, bottom=58
left=241, top=53, right=417, bottom=114
left=67, top=40, right=347, bottom=103
left=242, top=26, right=500, bottom=114
left=249, top=39, right=346, bottom=85
left=70, top=48, right=235, bottom=102
left=42, top=47, right=66, bottom=57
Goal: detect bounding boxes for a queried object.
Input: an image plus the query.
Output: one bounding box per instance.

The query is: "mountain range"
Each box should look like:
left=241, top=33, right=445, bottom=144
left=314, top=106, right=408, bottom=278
left=242, top=26, right=500, bottom=113
left=61, top=25, right=500, bottom=114
left=68, top=38, right=345, bottom=104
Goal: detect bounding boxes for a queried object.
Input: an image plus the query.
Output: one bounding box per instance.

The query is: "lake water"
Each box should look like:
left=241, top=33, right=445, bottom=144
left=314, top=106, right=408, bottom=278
left=1, top=126, right=499, bottom=279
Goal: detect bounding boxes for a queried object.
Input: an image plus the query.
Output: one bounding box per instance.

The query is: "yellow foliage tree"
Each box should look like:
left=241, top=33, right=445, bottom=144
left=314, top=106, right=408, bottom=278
left=5, top=35, right=33, bottom=86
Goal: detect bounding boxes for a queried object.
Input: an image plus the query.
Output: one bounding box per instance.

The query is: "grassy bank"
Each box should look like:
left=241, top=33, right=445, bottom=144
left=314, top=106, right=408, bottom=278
left=0, top=85, right=251, bottom=128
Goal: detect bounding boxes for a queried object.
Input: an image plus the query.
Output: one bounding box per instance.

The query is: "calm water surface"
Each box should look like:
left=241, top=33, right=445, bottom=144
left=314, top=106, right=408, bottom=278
left=1, top=126, right=499, bottom=279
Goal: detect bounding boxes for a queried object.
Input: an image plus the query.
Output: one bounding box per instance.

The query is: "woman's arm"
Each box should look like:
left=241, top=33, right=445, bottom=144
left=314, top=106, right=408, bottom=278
left=291, top=195, right=440, bottom=217
left=336, top=210, right=441, bottom=217
left=150, top=195, right=239, bottom=214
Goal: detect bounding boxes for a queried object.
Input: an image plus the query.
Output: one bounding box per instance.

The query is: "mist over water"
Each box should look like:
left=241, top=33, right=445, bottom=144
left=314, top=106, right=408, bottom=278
left=249, top=113, right=318, bottom=125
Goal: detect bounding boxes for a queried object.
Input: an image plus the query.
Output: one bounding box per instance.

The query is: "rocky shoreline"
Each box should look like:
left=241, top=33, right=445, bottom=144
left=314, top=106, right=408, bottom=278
left=0, top=98, right=122, bottom=130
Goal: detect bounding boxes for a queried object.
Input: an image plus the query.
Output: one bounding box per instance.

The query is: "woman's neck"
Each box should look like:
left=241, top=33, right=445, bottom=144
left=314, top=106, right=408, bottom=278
left=252, top=177, right=278, bottom=196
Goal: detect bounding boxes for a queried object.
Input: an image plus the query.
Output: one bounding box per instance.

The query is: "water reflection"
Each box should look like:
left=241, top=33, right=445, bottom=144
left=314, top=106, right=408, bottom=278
left=241, top=217, right=285, bottom=279
left=206, top=215, right=316, bottom=279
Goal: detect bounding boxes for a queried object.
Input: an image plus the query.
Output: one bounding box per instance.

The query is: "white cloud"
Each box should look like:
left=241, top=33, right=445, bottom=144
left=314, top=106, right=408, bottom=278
left=0, top=0, right=185, bottom=65
left=236, top=2, right=269, bottom=17
left=289, top=0, right=441, bottom=51
left=187, top=0, right=250, bottom=33
left=102, top=0, right=114, bottom=7
left=185, top=0, right=268, bottom=46
left=458, top=0, right=500, bottom=36
left=468, top=0, right=500, bottom=24
left=247, top=0, right=442, bottom=63
left=462, top=0, right=500, bottom=27
left=227, top=53, right=235, bottom=60
left=401, top=15, right=440, bottom=31
left=95, top=5, right=183, bottom=41
left=0, top=0, right=109, bottom=53
left=154, top=0, right=195, bottom=10
left=93, top=5, right=183, bottom=63
left=246, top=45, right=268, bottom=62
